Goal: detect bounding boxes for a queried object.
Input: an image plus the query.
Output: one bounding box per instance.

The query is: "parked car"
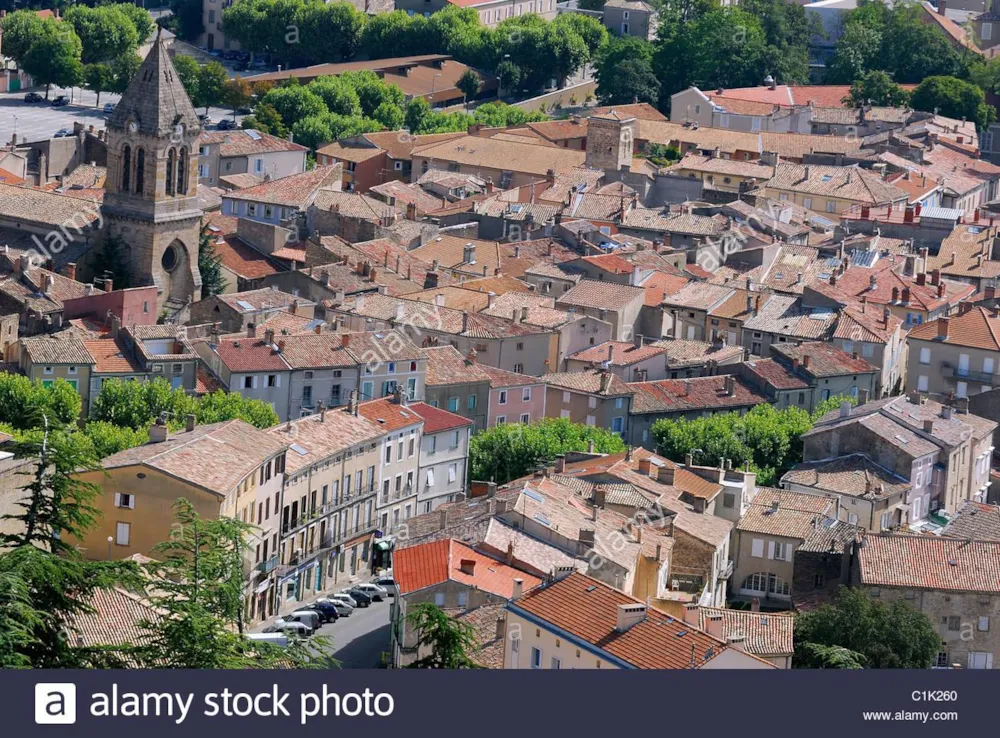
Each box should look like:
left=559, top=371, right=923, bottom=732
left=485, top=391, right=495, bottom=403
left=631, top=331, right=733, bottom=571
left=216, top=118, right=236, bottom=131
left=318, top=597, right=354, bottom=616
left=346, top=587, right=374, bottom=606
left=353, top=582, right=387, bottom=602
left=23, top=92, right=43, bottom=103
left=51, top=96, right=68, bottom=107
left=302, top=601, right=339, bottom=624
left=268, top=620, right=312, bottom=637
left=288, top=610, right=322, bottom=630
left=53, top=129, right=71, bottom=138
left=199, top=114, right=214, bottom=126
left=326, top=592, right=358, bottom=608
left=103, top=103, right=115, bottom=115
left=236, top=104, right=254, bottom=115
left=247, top=632, right=288, bottom=647
left=373, top=577, right=397, bottom=597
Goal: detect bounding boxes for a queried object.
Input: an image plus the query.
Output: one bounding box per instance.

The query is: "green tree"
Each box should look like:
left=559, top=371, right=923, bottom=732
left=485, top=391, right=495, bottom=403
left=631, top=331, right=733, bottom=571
left=340, top=70, right=405, bottom=117
left=372, top=102, right=404, bottom=131
left=844, top=69, right=910, bottom=107
left=811, top=393, right=858, bottom=421
left=739, top=0, right=819, bottom=86
left=82, top=421, right=149, bottom=459
left=0, top=374, right=81, bottom=431
left=495, top=59, right=521, bottom=96
left=794, top=587, right=940, bottom=669
left=552, top=12, right=609, bottom=61
left=0, top=9, right=47, bottom=64
left=242, top=102, right=289, bottom=138
left=114, top=3, right=157, bottom=44
left=89, top=377, right=196, bottom=431
left=222, top=77, right=254, bottom=120
left=110, top=54, right=142, bottom=95
left=171, top=54, right=202, bottom=104
left=404, top=96, right=432, bottom=133
left=405, top=603, right=479, bottom=668
left=64, top=5, right=140, bottom=65
left=83, top=63, right=115, bottom=108
left=196, top=60, right=230, bottom=115
left=198, top=223, right=227, bottom=299
left=91, top=233, right=133, bottom=290
left=470, top=418, right=627, bottom=485
left=136, top=499, right=330, bottom=668
left=308, top=75, right=362, bottom=117
left=195, top=391, right=280, bottom=429
left=296, top=1, right=366, bottom=64
left=596, top=35, right=659, bottom=106
left=22, top=24, right=84, bottom=98
left=794, top=642, right=866, bottom=669
left=167, top=0, right=205, bottom=42
left=456, top=68, right=481, bottom=110
left=0, top=421, right=138, bottom=667
left=910, top=75, right=996, bottom=131
left=260, top=84, right=327, bottom=129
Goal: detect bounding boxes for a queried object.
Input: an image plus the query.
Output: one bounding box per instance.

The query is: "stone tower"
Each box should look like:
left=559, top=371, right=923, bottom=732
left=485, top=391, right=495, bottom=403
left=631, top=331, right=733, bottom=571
left=101, top=30, right=203, bottom=315
left=585, top=110, right=638, bottom=173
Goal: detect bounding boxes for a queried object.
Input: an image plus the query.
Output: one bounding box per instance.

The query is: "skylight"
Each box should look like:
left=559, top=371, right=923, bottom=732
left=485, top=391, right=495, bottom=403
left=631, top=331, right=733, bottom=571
left=290, top=443, right=309, bottom=456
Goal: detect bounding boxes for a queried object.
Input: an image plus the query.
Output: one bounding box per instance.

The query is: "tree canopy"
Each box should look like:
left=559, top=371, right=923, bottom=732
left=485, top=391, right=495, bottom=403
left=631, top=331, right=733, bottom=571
left=910, top=75, right=997, bottom=130
left=794, top=587, right=941, bottom=669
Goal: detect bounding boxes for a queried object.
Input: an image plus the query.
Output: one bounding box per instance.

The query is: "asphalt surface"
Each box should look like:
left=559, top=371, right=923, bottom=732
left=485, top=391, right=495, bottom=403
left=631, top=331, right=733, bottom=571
left=316, top=595, right=393, bottom=669
left=0, top=88, right=242, bottom=145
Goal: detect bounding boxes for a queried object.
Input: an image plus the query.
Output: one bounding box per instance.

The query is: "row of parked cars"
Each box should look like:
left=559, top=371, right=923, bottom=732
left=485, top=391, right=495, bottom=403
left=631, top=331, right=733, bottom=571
left=249, top=577, right=396, bottom=645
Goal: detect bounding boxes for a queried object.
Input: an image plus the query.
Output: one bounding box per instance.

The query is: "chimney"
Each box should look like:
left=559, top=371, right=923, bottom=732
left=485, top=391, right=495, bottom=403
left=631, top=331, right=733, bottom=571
left=185, top=414, right=196, bottom=432
left=247, top=323, right=256, bottom=339
left=901, top=287, right=910, bottom=304
left=657, top=465, right=675, bottom=485
left=615, top=603, right=647, bottom=633
left=938, top=317, right=949, bottom=340
left=803, top=354, right=811, bottom=369
left=594, top=485, right=608, bottom=508
left=148, top=417, right=169, bottom=443
left=840, top=400, right=852, bottom=418
left=891, top=286, right=900, bottom=303
left=637, top=457, right=653, bottom=477
left=726, top=635, right=747, bottom=653
left=705, top=614, right=725, bottom=639
left=600, top=371, right=612, bottom=394
left=555, top=455, right=566, bottom=473
left=939, top=0, right=947, bottom=14
left=916, top=273, right=926, bottom=286
left=341, top=333, right=351, bottom=348
left=683, top=603, right=699, bottom=626
left=579, top=528, right=596, bottom=546
left=751, top=597, right=760, bottom=612
left=930, top=269, right=940, bottom=286
left=724, top=375, right=736, bottom=397
left=103, top=278, right=113, bottom=293
left=495, top=616, right=506, bottom=641
left=65, top=263, right=77, bottom=281
left=923, top=419, right=934, bottom=433
left=459, top=559, right=476, bottom=576
left=942, top=405, right=953, bottom=420
left=264, top=328, right=275, bottom=345
left=320, top=402, right=327, bottom=422
left=505, top=541, right=515, bottom=566
left=858, top=388, right=869, bottom=406
left=511, top=578, right=524, bottom=599
left=938, top=282, right=946, bottom=298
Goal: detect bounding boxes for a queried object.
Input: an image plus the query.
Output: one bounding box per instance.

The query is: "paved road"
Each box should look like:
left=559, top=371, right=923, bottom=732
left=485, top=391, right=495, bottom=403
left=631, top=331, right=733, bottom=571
left=0, top=88, right=242, bottom=145
left=318, top=596, right=392, bottom=669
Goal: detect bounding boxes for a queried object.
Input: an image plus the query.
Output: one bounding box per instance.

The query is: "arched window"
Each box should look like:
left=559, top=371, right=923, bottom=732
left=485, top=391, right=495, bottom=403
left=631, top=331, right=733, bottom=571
left=165, top=148, right=176, bottom=196
left=177, top=148, right=188, bottom=195
left=134, top=148, right=145, bottom=194
left=121, top=146, right=131, bottom=193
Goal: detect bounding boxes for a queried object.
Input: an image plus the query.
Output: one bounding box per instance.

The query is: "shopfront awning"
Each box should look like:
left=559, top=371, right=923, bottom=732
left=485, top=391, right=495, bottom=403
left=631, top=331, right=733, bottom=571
left=254, top=580, right=270, bottom=595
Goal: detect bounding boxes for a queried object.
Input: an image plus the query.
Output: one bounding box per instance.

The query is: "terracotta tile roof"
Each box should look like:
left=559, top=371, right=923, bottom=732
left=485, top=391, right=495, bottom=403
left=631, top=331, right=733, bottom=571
left=737, top=487, right=837, bottom=539
left=649, top=338, right=745, bottom=367
left=65, top=587, right=159, bottom=654
left=512, top=572, right=756, bottom=669
left=781, top=454, right=910, bottom=499
left=451, top=603, right=507, bottom=668
left=925, top=224, right=1000, bottom=281
left=311, top=189, right=396, bottom=222
left=764, top=163, right=907, bottom=205
left=222, top=166, right=342, bottom=208
left=941, top=500, right=1000, bottom=540
left=408, top=401, right=473, bottom=434
left=62, top=164, right=106, bottom=189
left=708, top=84, right=917, bottom=110
left=20, top=335, right=95, bottom=365
left=667, top=153, right=775, bottom=180
left=478, top=363, right=542, bottom=389
left=742, top=358, right=810, bottom=390
left=696, top=607, right=794, bottom=657
left=212, top=234, right=281, bottom=280
left=413, top=135, right=587, bottom=178
left=568, top=340, right=667, bottom=367
left=640, top=270, right=691, bottom=306
left=268, top=409, right=383, bottom=474
left=217, top=287, right=309, bottom=313
left=588, top=103, right=667, bottom=120
left=84, top=338, right=142, bottom=374
left=195, top=365, right=222, bottom=395
left=742, top=294, right=837, bottom=340
left=356, top=396, right=423, bottom=432
left=541, top=370, right=633, bottom=397
left=858, top=533, right=1000, bottom=593
left=404, top=286, right=491, bottom=312
left=833, top=306, right=901, bottom=345
left=662, top=281, right=734, bottom=311
left=823, top=263, right=974, bottom=312
left=557, top=279, right=645, bottom=312
left=213, top=336, right=292, bottom=372
left=909, top=307, right=1000, bottom=350
left=628, top=375, right=766, bottom=415
left=395, top=538, right=541, bottom=597
left=422, top=345, right=490, bottom=386
left=368, top=180, right=444, bottom=215
left=771, top=341, right=877, bottom=377
left=102, top=420, right=288, bottom=498
left=218, top=173, right=264, bottom=189
left=0, top=168, right=25, bottom=185
left=199, top=129, right=308, bottom=156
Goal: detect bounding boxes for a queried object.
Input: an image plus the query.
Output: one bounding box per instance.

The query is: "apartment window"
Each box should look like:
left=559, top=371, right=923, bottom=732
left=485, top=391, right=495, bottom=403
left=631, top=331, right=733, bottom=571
left=362, top=381, right=374, bottom=399
left=267, top=374, right=277, bottom=387
left=530, top=647, right=542, bottom=669
left=264, top=205, right=273, bottom=219
left=722, top=492, right=735, bottom=509
left=114, top=493, right=134, bottom=509
left=917, top=375, right=929, bottom=392
left=842, top=341, right=854, bottom=355
left=448, top=396, right=459, bottom=412
left=522, top=387, right=531, bottom=402
left=406, top=377, right=417, bottom=400
left=496, top=416, right=506, bottom=425
left=513, top=363, right=524, bottom=374
left=751, top=538, right=764, bottom=557
left=498, top=390, right=508, bottom=405
left=302, top=385, right=313, bottom=406
left=551, top=657, right=561, bottom=669
left=562, top=391, right=571, bottom=403
left=520, top=413, right=530, bottom=424
left=985, top=357, right=996, bottom=376
left=243, top=376, right=253, bottom=389
left=803, top=197, right=812, bottom=209
left=936, top=651, right=950, bottom=668
left=848, top=512, right=859, bottom=525
left=979, top=616, right=991, bottom=632
left=772, top=542, right=790, bottom=561
left=43, top=366, right=53, bottom=375
left=385, top=444, right=392, bottom=463
left=408, top=434, right=415, bottom=458
left=826, top=201, right=837, bottom=213
left=957, top=381, right=968, bottom=399
left=248, top=203, right=257, bottom=217
left=115, top=522, right=131, bottom=546
left=468, top=395, right=477, bottom=410
left=615, top=397, right=624, bottom=409
left=429, top=435, right=437, bottom=454
left=588, top=397, right=597, bottom=409
left=947, top=616, right=961, bottom=631
left=984, top=22, right=993, bottom=40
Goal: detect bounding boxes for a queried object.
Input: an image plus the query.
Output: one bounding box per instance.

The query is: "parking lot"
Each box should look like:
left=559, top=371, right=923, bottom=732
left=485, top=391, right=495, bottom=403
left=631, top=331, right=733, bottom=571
left=0, top=87, right=242, bottom=144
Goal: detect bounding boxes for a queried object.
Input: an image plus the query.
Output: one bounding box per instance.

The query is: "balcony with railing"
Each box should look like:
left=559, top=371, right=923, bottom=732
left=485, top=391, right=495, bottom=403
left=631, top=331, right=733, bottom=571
left=276, top=520, right=376, bottom=577
left=951, top=366, right=996, bottom=385
left=257, top=554, right=279, bottom=575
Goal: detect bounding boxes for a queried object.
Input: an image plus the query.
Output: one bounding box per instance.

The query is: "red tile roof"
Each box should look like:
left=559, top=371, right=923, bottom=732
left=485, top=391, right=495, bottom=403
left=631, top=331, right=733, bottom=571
left=628, top=375, right=767, bottom=415
left=84, top=338, right=141, bottom=374
left=394, top=538, right=541, bottom=597
left=908, top=307, right=1000, bottom=351
left=409, top=401, right=473, bottom=434
left=771, top=340, right=877, bottom=377
left=513, top=572, right=759, bottom=669
left=214, top=337, right=291, bottom=372
left=858, top=533, right=1000, bottom=594
left=356, top=397, right=423, bottom=432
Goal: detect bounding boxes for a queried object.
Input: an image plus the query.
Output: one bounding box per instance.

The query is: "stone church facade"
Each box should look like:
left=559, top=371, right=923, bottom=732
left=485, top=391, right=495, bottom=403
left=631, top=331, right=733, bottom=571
left=101, top=32, right=204, bottom=317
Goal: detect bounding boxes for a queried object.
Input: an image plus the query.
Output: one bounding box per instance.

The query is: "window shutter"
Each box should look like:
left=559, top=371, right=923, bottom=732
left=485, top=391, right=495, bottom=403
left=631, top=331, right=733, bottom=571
left=128, top=495, right=135, bottom=510
left=252, top=376, right=258, bottom=389
left=275, top=375, right=281, bottom=387
left=767, top=541, right=775, bottom=560
left=427, top=469, right=435, bottom=486
left=114, top=493, right=121, bottom=508
left=751, top=538, right=764, bottom=557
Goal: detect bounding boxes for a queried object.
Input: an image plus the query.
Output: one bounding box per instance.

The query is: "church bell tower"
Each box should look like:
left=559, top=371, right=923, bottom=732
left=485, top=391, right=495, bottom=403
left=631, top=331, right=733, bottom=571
left=102, top=30, right=203, bottom=315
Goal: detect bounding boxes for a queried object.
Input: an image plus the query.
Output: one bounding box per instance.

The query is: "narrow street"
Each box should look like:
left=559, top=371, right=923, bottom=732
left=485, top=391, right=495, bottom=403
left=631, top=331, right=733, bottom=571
left=318, top=597, right=392, bottom=669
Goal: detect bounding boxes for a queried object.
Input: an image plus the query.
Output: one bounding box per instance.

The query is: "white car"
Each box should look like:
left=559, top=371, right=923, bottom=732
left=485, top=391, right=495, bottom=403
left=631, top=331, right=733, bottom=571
left=270, top=619, right=312, bottom=637
left=319, top=597, right=355, bottom=616
left=353, top=582, right=388, bottom=601
left=373, top=576, right=397, bottom=597
left=334, top=591, right=360, bottom=607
